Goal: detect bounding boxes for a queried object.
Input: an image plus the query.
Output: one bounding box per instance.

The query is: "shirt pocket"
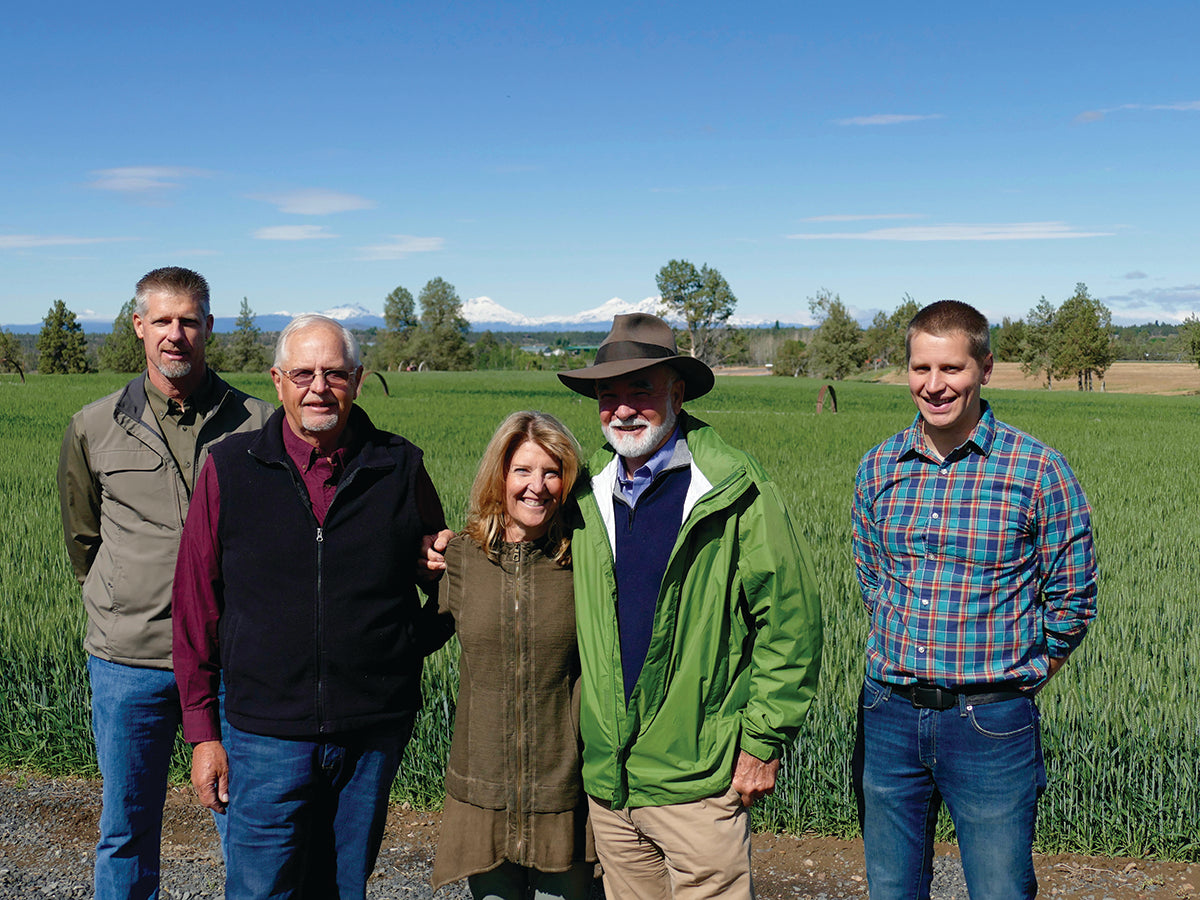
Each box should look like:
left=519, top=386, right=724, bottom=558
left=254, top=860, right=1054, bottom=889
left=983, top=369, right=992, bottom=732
left=91, top=448, right=169, bottom=522
left=938, top=482, right=1033, bottom=571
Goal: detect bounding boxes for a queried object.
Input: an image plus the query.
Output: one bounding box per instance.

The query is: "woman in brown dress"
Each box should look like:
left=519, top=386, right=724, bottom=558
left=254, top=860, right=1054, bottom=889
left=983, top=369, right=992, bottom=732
left=432, top=411, right=594, bottom=899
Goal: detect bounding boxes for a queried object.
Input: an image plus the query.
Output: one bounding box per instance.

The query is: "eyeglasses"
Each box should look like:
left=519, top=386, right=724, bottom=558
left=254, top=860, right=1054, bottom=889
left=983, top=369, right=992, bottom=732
left=279, top=368, right=355, bottom=388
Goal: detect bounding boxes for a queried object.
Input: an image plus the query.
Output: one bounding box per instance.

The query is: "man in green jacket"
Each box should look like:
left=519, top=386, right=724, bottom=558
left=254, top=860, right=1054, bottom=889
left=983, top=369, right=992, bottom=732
left=558, top=313, right=822, bottom=900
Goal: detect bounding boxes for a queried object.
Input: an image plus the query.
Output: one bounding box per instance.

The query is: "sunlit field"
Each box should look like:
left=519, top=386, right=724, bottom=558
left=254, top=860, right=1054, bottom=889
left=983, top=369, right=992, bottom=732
left=2, top=370, right=1197, bottom=859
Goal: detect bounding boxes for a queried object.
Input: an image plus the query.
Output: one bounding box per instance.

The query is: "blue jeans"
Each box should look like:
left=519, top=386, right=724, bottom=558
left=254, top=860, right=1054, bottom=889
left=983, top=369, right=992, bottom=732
left=223, top=720, right=412, bottom=900
left=88, top=655, right=182, bottom=900
left=854, top=677, right=1045, bottom=900
left=468, top=861, right=594, bottom=900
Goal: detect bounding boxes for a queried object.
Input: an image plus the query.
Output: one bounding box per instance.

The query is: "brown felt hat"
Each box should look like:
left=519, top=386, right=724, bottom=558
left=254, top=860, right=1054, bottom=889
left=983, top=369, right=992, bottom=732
left=557, top=313, right=714, bottom=401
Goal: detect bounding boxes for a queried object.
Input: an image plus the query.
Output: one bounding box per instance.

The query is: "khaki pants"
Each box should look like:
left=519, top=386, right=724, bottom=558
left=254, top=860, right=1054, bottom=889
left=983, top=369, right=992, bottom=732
left=587, top=788, right=754, bottom=900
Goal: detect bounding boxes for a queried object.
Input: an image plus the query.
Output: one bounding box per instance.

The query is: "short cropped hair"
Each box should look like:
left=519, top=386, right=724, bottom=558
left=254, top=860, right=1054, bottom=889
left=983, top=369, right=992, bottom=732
left=465, top=411, right=582, bottom=567
left=906, top=300, right=991, bottom=364
left=135, top=267, right=211, bottom=317
left=273, top=314, right=361, bottom=369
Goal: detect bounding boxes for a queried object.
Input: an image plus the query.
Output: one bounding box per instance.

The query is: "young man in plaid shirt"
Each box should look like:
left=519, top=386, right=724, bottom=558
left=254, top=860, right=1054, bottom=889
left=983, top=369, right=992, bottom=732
left=851, top=300, right=1097, bottom=900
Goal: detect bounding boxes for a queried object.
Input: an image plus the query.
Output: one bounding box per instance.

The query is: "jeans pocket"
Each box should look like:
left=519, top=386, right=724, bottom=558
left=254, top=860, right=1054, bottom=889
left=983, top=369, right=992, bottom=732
left=966, top=697, right=1036, bottom=738
left=861, top=677, right=888, bottom=711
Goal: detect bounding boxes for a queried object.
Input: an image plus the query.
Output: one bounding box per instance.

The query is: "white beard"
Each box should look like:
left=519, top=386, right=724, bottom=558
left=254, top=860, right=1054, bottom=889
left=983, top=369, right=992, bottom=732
left=602, top=407, right=677, bottom=462
left=301, top=410, right=341, bottom=433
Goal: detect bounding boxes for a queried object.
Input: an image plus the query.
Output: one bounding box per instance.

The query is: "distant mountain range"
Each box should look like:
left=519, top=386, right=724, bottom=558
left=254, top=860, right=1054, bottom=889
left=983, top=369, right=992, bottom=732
left=3, top=296, right=801, bottom=334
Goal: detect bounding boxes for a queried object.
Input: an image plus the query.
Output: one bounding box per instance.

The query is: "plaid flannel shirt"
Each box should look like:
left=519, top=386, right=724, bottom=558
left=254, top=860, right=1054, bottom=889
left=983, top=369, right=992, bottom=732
left=852, top=402, right=1097, bottom=688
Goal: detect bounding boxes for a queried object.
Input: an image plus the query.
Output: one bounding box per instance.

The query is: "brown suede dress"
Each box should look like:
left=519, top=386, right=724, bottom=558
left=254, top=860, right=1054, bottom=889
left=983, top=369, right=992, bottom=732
left=431, top=536, right=595, bottom=890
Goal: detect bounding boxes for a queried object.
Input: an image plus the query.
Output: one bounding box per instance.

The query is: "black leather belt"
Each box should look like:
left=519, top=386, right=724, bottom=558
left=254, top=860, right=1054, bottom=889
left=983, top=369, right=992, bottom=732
left=890, top=682, right=1028, bottom=710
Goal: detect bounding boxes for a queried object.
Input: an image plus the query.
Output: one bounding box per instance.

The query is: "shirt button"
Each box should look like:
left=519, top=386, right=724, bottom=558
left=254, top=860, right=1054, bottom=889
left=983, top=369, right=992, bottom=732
left=917, top=646, right=926, bottom=654
left=184, top=461, right=191, bottom=468
left=922, top=599, right=929, bottom=606
left=931, top=512, right=939, bottom=519
left=941, top=467, right=948, bottom=475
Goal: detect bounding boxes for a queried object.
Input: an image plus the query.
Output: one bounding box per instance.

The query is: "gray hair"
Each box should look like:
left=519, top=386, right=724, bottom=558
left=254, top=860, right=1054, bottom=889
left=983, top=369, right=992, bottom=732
left=135, top=267, right=211, bottom=317
left=273, top=314, right=361, bottom=369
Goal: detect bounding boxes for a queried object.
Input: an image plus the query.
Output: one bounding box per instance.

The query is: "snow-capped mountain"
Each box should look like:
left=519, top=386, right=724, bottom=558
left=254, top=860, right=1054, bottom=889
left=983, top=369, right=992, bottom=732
left=461, top=295, right=666, bottom=331
left=6, top=297, right=796, bottom=334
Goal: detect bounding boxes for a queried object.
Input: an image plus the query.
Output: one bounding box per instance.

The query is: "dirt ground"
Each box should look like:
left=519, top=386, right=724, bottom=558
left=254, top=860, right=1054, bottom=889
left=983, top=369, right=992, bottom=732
left=872, top=361, right=1198, bottom=395
left=3, top=772, right=1196, bottom=899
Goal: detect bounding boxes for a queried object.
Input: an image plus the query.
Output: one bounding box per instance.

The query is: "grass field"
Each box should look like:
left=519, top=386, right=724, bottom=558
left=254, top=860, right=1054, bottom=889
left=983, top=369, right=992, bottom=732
left=1, top=370, right=1197, bottom=859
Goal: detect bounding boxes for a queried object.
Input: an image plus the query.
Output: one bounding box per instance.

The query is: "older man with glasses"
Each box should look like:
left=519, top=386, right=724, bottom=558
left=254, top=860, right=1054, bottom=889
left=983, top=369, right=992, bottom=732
left=172, top=313, right=453, bottom=900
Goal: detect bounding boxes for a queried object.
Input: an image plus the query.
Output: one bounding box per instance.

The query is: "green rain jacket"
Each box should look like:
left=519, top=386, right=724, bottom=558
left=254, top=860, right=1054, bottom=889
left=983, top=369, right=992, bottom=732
left=572, top=412, right=822, bottom=809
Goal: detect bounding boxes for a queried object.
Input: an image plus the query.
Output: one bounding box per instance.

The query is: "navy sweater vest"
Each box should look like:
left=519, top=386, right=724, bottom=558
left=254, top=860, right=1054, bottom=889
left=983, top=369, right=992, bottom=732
left=614, top=466, right=690, bottom=701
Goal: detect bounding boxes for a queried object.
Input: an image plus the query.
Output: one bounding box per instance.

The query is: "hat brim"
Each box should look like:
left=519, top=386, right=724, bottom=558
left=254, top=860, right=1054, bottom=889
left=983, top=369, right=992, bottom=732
left=558, top=356, right=714, bottom=401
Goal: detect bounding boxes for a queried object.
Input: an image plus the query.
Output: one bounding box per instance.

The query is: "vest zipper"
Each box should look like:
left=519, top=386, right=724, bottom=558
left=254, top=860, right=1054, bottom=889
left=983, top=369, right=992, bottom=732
left=316, top=525, right=326, bottom=732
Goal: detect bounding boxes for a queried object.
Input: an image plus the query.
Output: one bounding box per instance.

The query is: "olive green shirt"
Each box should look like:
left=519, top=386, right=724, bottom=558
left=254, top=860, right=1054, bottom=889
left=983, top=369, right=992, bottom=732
left=143, top=371, right=220, bottom=493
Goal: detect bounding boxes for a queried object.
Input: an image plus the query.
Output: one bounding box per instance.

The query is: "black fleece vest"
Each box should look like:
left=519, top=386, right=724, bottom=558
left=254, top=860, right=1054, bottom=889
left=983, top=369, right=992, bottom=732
left=210, top=408, right=428, bottom=739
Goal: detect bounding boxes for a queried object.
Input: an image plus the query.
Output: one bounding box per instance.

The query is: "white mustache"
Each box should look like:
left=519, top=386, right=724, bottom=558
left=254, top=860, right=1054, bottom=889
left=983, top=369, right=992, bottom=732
left=610, top=416, right=649, bottom=429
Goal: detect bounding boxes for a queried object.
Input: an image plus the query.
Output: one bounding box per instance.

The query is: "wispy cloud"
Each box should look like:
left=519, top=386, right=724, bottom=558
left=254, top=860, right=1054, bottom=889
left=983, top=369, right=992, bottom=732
left=252, top=189, right=374, bottom=215
left=834, top=114, right=944, bottom=126
left=356, top=235, right=445, bottom=261
left=1122, top=270, right=1149, bottom=280
left=649, top=185, right=730, bottom=194
left=1, top=234, right=131, bottom=249
left=1103, top=284, right=1200, bottom=318
left=1076, top=100, right=1200, bottom=123
left=253, top=225, right=338, bottom=241
left=787, top=222, right=1114, bottom=241
left=800, top=213, right=922, bottom=223
left=89, top=166, right=210, bottom=194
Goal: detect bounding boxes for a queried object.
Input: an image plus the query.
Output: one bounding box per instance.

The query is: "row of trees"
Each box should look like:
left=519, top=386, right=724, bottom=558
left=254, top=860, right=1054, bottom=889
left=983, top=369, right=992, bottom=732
left=994, top=284, right=1115, bottom=389
left=371, top=277, right=472, bottom=371
left=12, top=269, right=1200, bottom=380
left=774, top=290, right=920, bottom=380
left=27, top=297, right=274, bottom=375
left=772, top=283, right=1200, bottom=387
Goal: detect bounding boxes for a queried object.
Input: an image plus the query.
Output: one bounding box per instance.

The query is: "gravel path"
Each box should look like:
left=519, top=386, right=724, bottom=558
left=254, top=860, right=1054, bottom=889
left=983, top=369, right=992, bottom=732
left=2, top=772, right=1194, bottom=900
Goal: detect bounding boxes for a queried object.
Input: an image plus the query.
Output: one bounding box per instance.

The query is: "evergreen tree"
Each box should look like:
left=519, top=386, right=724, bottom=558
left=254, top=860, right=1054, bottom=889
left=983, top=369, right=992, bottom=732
left=887, top=294, right=921, bottom=364
left=863, top=310, right=892, bottom=369
left=1181, top=314, right=1200, bottom=368
left=772, top=339, right=808, bottom=376
left=806, top=289, right=863, bottom=380
left=375, top=285, right=417, bottom=370
left=37, top=300, right=91, bottom=373
left=1020, top=296, right=1057, bottom=388
left=225, top=298, right=269, bottom=372
left=1052, top=283, right=1115, bottom=390
left=98, top=298, right=146, bottom=372
left=0, top=329, right=26, bottom=375
left=409, top=277, right=473, bottom=370
left=205, top=331, right=230, bottom=373
left=992, top=316, right=1028, bottom=362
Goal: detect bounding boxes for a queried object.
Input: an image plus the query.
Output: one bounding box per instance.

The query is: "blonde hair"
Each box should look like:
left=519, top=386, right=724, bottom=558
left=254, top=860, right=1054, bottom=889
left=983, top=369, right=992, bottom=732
left=465, top=411, right=582, bottom=566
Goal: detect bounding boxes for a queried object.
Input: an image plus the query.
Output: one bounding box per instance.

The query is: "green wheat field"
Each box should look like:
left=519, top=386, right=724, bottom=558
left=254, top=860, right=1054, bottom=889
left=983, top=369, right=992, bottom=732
left=1, top=371, right=1197, bottom=859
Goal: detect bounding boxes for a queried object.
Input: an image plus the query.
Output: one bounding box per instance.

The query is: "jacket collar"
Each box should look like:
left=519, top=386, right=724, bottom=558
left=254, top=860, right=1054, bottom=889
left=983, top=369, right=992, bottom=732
left=113, top=369, right=235, bottom=432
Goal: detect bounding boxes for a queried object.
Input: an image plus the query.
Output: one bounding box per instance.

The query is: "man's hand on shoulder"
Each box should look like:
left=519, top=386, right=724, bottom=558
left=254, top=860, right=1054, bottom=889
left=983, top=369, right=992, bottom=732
left=191, top=741, right=229, bottom=814
left=416, top=529, right=454, bottom=583
left=732, top=750, right=780, bottom=808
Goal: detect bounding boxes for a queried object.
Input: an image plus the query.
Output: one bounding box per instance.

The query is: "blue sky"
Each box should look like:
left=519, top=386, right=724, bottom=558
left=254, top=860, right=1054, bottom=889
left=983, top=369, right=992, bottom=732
left=3, top=1, right=1199, bottom=328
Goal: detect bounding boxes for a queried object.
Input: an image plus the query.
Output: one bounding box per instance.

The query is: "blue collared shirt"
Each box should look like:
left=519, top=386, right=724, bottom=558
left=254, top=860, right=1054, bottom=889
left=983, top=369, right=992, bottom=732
left=614, top=426, right=690, bottom=508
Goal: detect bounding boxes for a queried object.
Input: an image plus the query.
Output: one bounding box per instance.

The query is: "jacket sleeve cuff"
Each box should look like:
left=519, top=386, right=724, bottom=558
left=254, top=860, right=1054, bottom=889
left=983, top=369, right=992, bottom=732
left=739, top=733, right=779, bottom=763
